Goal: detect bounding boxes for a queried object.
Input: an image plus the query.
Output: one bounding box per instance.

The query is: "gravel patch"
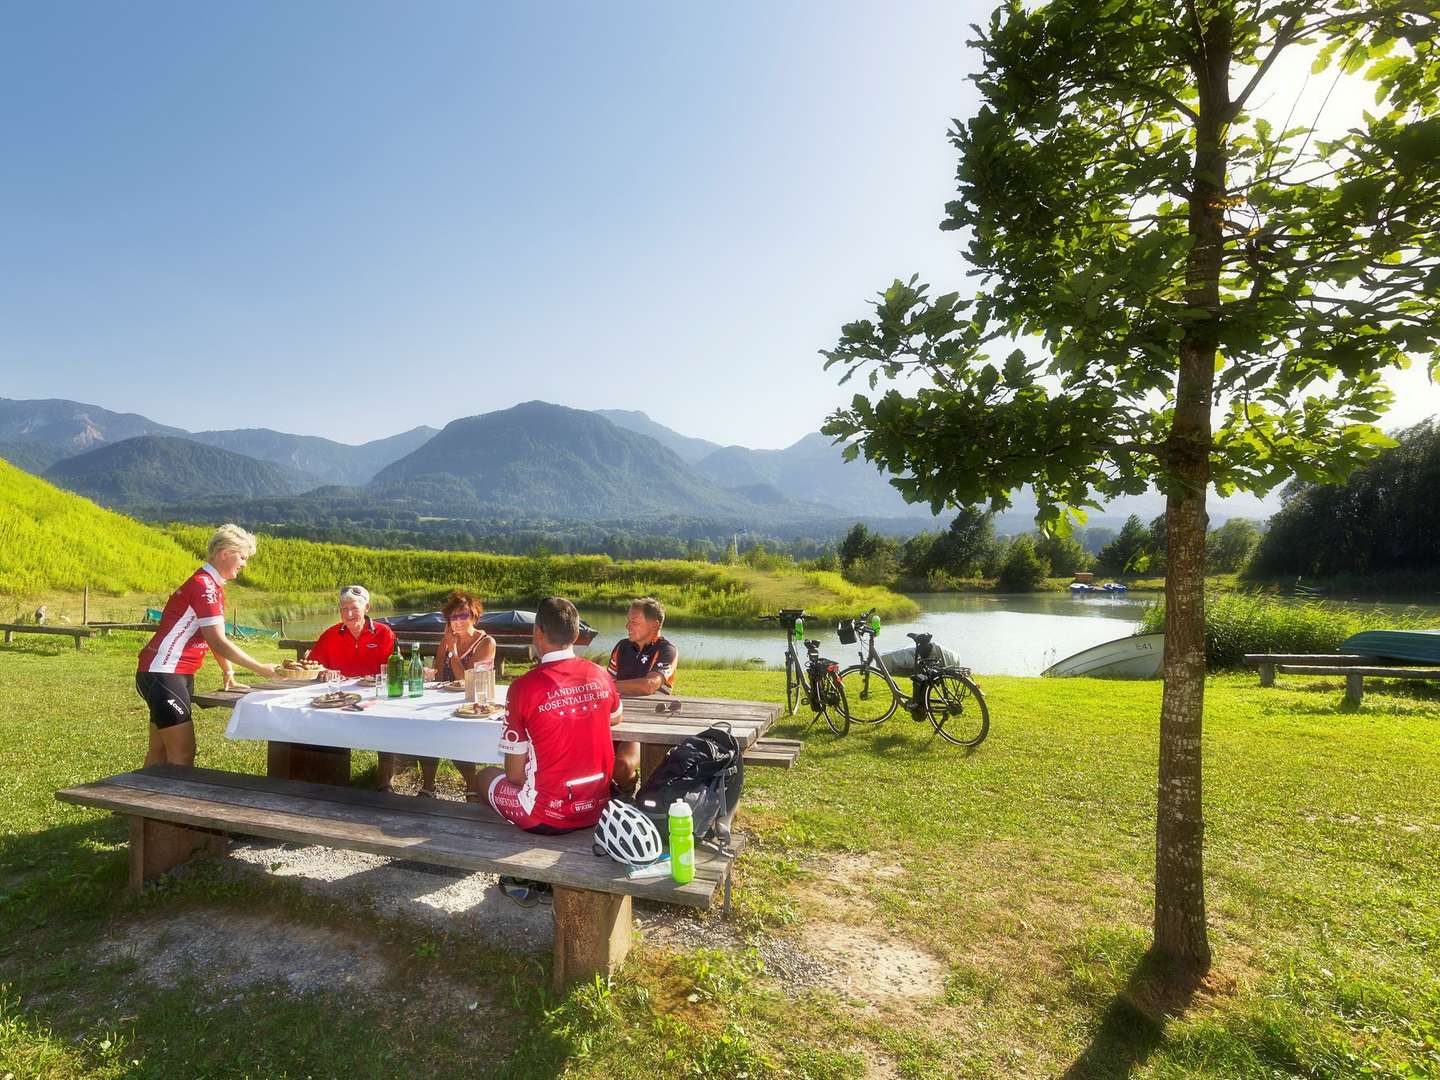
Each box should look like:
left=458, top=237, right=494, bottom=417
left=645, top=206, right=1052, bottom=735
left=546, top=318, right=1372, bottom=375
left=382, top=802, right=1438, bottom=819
left=227, top=838, right=552, bottom=946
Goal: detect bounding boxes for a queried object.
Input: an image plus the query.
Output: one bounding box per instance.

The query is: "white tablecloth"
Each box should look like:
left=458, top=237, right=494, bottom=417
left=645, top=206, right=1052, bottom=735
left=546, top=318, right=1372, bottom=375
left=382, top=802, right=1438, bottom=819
left=224, top=681, right=510, bottom=762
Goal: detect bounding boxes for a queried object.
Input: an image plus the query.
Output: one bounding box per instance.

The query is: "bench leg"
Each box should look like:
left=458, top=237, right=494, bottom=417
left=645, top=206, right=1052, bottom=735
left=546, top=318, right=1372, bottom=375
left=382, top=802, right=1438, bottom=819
left=2, top=630, right=10, bottom=644
left=1259, top=662, right=1275, bottom=688
left=128, top=816, right=228, bottom=893
left=550, top=887, right=632, bottom=993
left=1345, top=673, right=1364, bottom=707
left=267, top=742, right=352, bottom=785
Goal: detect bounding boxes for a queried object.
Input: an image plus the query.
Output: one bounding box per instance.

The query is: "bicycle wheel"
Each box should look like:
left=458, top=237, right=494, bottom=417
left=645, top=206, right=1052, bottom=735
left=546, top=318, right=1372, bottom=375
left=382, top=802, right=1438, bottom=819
left=785, top=653, right=802, bottom=716
left=819, top=670, right=851, bottom=736
left=925, top=669, right=989, bottom=747
left=837, top=664, right=900, bottom=725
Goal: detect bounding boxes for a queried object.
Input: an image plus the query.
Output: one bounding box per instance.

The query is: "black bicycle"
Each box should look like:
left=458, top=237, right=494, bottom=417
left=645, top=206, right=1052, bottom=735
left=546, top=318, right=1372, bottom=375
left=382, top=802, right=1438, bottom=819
left=835, top=610, right=989, bottom=747
left=759, top=609, right=850, bottom=735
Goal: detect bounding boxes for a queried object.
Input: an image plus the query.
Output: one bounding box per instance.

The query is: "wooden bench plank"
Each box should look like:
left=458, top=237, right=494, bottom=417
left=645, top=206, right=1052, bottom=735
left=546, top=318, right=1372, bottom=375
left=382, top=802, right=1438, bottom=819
left=743, top=736, right=803, bottom=769
left=1242, top=653, right=1380, bottom=665
left=1275, top=665, right=1440, bottom=678
left=57, top=770, right=729, bottom=907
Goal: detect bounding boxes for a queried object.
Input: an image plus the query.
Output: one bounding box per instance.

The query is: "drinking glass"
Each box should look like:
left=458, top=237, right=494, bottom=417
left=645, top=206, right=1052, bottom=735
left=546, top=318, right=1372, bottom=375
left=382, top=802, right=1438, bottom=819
left=325, top=669, right=342, bottom=694
left=476, top=661, right=495, bottom=705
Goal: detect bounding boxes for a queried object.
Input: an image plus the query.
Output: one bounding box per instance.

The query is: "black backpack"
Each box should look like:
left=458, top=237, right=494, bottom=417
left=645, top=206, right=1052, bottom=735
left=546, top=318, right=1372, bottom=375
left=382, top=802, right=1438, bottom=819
left=633, top=722, right=744, bottom=853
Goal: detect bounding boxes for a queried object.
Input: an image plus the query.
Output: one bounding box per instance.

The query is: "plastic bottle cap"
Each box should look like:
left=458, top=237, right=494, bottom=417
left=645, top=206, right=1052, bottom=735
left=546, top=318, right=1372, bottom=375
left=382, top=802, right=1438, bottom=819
left=668, top=800, right=692, bottom=818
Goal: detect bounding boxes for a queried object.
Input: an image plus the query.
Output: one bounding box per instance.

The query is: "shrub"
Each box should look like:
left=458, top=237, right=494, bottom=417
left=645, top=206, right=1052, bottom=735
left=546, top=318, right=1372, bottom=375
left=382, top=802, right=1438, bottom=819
left=997, top=536, right=1050, bottom=591
left=1137, top=592, right=1438, bottom=669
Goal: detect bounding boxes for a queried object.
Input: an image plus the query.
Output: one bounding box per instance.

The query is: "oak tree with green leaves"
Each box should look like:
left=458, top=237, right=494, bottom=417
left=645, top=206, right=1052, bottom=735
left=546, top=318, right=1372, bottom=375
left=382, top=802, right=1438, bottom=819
left=823, top=0, right=1439, bottom=974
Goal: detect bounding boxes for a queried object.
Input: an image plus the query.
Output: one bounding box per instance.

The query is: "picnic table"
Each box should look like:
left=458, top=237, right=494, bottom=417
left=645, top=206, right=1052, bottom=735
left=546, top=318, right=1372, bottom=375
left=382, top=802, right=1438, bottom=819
left=204, top=681, right=787, bottom=785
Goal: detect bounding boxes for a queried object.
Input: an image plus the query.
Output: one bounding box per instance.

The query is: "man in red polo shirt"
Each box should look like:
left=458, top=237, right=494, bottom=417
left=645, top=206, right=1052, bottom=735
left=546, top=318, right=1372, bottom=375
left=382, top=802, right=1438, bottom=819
left=305, top=585, right=396, bottom=677
left=478, top=596, right=621, bottom=835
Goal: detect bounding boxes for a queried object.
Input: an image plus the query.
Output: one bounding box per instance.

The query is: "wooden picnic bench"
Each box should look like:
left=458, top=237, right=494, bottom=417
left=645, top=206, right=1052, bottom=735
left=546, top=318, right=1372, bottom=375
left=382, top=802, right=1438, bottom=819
left=57, top=764, right=738, bottom=992
left=1243, top=652, right=1440, bottom=706
left=279, top=637, right=533, bottom=675
left=0, top=622, right=95, bottom=650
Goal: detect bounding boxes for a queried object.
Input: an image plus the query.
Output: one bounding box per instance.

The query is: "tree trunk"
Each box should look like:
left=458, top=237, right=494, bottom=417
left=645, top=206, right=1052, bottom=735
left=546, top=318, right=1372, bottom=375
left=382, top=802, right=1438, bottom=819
left=1153, top=4, right=1232, bottom=974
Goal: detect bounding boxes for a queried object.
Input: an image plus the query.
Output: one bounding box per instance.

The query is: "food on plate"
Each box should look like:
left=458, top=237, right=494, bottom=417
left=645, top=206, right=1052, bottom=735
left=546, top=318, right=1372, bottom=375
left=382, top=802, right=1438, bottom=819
left=453, top=702, right=504, bottom=718
left=310, top=691, right=362, bottom=708
left=437, top=680, right=466, bottom=691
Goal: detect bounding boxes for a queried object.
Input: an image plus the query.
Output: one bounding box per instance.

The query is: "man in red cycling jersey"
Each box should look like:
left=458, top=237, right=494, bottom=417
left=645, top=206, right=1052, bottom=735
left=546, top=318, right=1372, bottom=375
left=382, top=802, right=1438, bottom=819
left=305, top=585, right=396, bottom=677
left=478, top=596, right=622, bottom=835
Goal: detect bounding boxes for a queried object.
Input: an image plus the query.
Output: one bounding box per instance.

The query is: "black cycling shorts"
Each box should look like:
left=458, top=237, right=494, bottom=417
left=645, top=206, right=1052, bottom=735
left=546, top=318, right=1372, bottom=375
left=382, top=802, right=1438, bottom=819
left=135, top=671, right=195, bottom=730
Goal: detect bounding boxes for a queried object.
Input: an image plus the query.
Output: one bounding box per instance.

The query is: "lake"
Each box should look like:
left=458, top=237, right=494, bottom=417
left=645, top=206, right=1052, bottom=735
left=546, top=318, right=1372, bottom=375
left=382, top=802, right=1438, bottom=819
left=285, top=593, right=1151, bottom=676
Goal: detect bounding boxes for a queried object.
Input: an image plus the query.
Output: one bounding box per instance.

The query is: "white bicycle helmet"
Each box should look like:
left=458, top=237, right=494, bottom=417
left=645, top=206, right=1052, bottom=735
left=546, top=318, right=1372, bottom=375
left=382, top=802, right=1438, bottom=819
left=593, top=800, right=664, bottom=866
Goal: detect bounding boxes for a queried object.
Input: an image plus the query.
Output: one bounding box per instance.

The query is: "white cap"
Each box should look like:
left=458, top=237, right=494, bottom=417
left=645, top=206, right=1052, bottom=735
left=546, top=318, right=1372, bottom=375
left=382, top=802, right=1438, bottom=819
left=668, top=799, right=692, bottom=818
left=339, top=585, right=370, bottom=605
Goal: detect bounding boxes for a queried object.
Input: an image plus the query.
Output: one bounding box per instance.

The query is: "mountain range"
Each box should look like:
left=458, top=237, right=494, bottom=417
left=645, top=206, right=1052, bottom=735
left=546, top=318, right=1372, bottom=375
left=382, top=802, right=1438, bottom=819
left=0, top=395, right=1281, bottom=528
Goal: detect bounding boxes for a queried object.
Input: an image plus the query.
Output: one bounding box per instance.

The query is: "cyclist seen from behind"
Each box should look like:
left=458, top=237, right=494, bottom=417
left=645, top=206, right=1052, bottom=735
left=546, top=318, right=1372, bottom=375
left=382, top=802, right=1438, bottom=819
left=607, top=596, right=679, bottom=793
left=476, top=596, right=622, bottom=834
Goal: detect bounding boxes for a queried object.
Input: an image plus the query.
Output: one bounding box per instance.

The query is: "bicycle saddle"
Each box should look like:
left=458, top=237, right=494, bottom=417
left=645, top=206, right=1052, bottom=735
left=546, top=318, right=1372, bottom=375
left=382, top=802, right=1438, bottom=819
left=803, top=639, right=821, bottom=651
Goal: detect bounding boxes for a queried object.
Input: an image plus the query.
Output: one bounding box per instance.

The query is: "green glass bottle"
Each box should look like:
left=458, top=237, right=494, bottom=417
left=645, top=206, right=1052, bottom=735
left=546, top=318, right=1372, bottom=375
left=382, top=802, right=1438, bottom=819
left=407, top=645, right=424, bottom=697
left=668, top=800, right=694, bottom=884
left=386, top=642, right=404, bottom=699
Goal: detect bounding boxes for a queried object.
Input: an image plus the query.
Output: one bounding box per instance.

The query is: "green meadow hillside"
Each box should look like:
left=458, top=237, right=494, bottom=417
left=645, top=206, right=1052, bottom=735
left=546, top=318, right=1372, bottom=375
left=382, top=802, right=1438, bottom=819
left=0, top=462, right=916, bottom=626
left=0, top=458, right=196, bottom=595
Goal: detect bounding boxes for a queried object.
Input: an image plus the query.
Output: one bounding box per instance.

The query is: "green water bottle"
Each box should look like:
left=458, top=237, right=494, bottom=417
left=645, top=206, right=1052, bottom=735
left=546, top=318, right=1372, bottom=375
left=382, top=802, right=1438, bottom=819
left=870, top=614, right=881, bottom=634
left=407, top=645, right=423, bottom=697
left=387, top=642, right=404, bottom=699
left=792, top=617, right=804, bottom=642
left=668, top=800, right=694, bottom=884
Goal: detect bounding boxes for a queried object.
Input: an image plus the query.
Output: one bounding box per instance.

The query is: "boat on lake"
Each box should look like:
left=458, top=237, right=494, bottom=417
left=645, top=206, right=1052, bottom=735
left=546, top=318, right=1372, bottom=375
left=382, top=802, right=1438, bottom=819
left=1068, top=581, right=1128, bottom=595
left=1339, top=628, right=1440, bottom=665
left=378, top=609, right=599, bottom=647
left=1042, top=632, right=1164, bottom=678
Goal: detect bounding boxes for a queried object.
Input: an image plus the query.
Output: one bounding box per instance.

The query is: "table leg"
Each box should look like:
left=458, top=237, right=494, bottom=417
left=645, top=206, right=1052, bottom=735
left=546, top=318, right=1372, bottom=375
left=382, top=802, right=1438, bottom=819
left=639, top=743, right=669, bottom=785
left=266, top=741, right=352, bottom=785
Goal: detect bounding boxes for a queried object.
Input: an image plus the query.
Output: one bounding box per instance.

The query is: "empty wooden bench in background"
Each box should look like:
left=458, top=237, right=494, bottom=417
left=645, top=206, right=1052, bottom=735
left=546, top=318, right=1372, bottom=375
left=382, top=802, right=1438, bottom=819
left=57, top=764, right=738, bottom=992
left=1243, top=652, right=1440, bottom=706
left=0, top=623, right=95, bottom=650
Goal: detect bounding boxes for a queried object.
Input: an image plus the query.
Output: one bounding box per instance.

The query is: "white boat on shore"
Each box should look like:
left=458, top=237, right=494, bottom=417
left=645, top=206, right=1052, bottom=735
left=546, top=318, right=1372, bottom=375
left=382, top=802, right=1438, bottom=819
left=1042, top=633, right=1165, bottom=679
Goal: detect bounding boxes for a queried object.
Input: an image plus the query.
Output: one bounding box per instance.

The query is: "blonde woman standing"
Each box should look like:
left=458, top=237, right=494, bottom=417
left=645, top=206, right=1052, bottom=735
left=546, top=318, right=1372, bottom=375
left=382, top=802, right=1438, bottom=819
left=135, top=524, right=277, bottom=767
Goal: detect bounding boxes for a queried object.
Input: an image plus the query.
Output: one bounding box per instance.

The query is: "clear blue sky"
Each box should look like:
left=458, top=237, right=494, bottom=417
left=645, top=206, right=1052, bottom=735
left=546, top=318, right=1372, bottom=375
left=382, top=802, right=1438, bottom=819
left=0, top=1, right=986, bottom=448
left=3, top=3, right=1433, bottom=451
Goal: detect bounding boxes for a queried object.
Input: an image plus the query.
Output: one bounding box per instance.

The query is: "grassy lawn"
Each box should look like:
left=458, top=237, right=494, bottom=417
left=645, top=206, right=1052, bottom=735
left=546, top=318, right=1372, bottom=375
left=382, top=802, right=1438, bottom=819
left=2, top=634, right=1437, bottom=1078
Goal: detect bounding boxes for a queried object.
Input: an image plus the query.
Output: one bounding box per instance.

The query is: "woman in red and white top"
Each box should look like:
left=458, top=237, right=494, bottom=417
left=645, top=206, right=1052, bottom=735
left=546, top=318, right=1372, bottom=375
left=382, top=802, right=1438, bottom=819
left=135, top=524, right=277, bottom=768
left=408, top=589, right=497, bottom=800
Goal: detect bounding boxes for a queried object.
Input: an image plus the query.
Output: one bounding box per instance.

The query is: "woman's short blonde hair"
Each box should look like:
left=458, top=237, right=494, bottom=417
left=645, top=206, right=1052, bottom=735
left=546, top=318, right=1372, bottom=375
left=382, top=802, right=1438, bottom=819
left=207, top=523, right=258, bottom=562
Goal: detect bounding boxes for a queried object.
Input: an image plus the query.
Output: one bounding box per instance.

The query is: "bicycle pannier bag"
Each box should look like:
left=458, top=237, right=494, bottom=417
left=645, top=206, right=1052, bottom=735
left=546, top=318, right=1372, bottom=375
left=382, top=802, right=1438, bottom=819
left=632, top=722, right=744, bottom=852
left=836, top=619, right=857, bottom=645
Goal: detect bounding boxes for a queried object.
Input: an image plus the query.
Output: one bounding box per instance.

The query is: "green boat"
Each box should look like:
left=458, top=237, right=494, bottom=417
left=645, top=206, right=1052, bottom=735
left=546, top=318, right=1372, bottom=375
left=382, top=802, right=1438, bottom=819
left=1340, top=629, right=1440, bottom=665
left=144, top=609, right=279, bottom=640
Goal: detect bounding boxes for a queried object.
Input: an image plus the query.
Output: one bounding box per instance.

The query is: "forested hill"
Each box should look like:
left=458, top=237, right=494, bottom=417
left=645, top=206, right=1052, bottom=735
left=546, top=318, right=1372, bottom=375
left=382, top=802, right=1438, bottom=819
left=45, top=436, right=311, bottom=508
left=0, top=458, right=195, bottom=595
left=370, top=401, right=790, bottom=519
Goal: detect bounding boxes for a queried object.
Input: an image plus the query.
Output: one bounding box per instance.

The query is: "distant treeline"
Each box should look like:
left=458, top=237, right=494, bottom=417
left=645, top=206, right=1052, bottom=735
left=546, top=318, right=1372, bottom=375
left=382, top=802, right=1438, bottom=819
left=835, top=510, right=1263, bottom=591
left=131, top=496, right=947, bottom=560
left=1247, top=420, right=1439, bottom=581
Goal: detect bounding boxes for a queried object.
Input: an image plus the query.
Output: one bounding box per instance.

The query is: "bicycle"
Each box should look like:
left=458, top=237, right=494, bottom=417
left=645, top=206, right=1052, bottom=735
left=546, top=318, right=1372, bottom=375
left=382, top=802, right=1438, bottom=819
left=758, top=609, right=850, bottom=735
left=834, top=609, right=989, bottom=747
